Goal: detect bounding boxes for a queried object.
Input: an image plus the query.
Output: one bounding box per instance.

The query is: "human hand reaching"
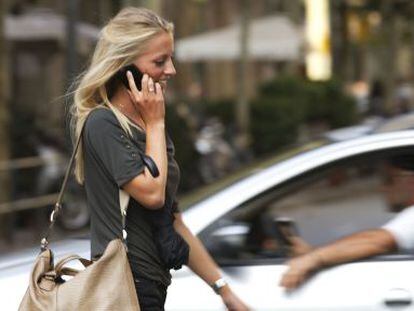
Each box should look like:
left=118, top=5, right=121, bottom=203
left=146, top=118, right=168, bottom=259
left=286, top=235, right=313, bottom=257
left=220, top=286, right=250, bottom=311
left=279, top=253, right=322, bottom=290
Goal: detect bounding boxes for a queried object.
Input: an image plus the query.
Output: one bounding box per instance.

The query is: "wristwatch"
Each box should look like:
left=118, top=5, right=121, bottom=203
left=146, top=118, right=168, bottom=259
left=211, top=278, right=227, bottom=295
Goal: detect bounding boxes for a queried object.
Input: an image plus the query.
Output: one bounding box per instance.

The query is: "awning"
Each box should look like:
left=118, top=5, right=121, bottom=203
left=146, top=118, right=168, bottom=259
left=175, top=15, right=303, bottom=62
left=5, top=8, right=99, bottom=43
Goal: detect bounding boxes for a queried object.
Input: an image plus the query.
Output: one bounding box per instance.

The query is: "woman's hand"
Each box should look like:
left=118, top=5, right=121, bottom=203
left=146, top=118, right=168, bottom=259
left=126, top=71, right=165, bottom=126
left=220, top=286, right=250, bottom=311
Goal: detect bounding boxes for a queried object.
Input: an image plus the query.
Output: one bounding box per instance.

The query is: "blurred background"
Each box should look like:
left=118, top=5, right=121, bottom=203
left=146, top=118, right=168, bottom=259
left=1, top=0, right=414, bottom=252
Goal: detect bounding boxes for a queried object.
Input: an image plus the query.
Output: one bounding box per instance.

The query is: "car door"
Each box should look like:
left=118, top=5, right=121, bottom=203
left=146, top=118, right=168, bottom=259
left=180, top=148, right=414, bottom=310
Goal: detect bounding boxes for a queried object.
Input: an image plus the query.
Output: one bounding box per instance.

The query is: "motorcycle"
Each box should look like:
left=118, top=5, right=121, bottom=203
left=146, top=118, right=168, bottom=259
left=35, top=143, right=89, bottom=231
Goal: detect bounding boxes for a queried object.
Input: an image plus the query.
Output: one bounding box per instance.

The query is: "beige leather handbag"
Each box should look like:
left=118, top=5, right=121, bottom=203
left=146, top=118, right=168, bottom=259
left=18, top=125, right=140, bottom=311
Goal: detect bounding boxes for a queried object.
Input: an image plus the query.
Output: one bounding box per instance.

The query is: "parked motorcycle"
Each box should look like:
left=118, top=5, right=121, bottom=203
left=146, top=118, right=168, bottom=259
left=35, top=142, right=89, bottom=231
left=195, top=118, right=240, bottom=183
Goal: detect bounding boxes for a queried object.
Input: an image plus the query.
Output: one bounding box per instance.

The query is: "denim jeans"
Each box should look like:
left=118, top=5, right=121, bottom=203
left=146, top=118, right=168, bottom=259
left=134, top=276, right=168, bottom=311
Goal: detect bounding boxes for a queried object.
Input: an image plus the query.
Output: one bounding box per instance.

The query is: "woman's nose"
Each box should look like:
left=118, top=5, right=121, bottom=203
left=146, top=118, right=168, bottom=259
left=165, top=58, right=176, bottom=76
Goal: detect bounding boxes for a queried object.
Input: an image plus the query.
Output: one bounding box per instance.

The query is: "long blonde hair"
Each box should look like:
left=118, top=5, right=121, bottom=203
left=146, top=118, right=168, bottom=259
left=70, top=7, right=174, bottom=184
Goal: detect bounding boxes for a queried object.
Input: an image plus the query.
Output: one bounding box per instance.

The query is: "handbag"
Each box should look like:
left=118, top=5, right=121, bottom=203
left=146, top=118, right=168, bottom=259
left=18, top=120, right=141, bottom=311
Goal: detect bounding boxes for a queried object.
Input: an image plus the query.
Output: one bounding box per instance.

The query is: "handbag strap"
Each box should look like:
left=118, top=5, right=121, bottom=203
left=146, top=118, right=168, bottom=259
left=55, top=254, right=93, bottom=272
left=40, top=113, right=128, bottom=251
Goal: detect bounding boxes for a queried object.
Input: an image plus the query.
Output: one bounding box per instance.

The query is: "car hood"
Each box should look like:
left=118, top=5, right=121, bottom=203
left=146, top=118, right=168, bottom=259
left=0, top=239, right=90, bottom=273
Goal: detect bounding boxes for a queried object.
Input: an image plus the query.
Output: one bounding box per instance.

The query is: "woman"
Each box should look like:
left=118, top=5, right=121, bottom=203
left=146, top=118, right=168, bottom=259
left=70, top=7, right=249, bottom=311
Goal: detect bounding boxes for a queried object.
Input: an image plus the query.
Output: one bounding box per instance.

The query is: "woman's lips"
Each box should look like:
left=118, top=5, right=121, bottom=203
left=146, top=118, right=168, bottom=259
left=159, top=80, right=167, bottom=90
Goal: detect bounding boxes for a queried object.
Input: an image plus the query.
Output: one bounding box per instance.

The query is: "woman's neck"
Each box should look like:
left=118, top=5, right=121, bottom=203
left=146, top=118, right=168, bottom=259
left=111, top=88, right=146, bottom=130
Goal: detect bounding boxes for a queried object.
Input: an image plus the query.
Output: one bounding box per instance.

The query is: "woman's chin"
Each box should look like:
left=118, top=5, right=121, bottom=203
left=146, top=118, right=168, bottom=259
left=160, top=81, right=167, bottom=91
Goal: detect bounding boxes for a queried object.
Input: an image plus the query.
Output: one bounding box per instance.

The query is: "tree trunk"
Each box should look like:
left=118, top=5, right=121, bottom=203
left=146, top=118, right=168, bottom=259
left=235, top=0, right=251, bottom=157
left=330, top=0, right=350, bottom=81
left=410, top=3, right=414, bottom=79
left=0, top=0, right=11, bottom=240
left=381, top=1, right=397, bottom=115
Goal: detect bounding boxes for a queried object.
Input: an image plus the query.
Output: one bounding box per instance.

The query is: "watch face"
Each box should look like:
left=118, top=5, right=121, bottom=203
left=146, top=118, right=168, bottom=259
left=212, top=278, right=227, bottom=294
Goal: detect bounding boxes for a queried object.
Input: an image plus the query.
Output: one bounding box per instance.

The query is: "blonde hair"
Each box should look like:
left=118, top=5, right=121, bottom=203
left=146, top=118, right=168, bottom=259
left=70, top=7, right=174, bottom=184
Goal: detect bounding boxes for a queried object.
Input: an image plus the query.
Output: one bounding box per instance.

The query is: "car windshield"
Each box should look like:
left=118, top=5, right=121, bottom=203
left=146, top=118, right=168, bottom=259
left=178, top=140, right=326, bottom=211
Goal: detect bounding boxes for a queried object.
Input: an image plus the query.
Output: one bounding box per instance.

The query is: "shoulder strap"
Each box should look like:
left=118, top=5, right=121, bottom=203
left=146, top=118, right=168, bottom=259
left=40, top=112, right=128, bottom=251
left=40, top=122, right=86, bottom=251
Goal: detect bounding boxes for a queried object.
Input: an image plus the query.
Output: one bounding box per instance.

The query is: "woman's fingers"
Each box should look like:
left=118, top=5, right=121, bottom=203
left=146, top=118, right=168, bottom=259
left=126, top=72, right=163, bottom=110
left=126, top=71, right=140, bottom=96
left=155, top=82, right=162, bottom=97
left=126, top=90, right=136, bottom=103
left=126, top=72, right=159, bottom=103
left=148, top=77, right=155, bottom=93
left=141, top=73, right=149, bottom=97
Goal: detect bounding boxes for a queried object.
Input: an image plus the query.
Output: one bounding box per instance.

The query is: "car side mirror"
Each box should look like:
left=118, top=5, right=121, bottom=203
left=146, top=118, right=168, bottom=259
left=207, top=223, right=250, bottom=260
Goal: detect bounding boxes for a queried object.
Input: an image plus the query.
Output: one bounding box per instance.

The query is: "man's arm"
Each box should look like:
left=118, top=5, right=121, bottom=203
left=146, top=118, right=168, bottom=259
left=280, top=228, right=397, bottom=290
left=173, top=213, right=250, bottom=311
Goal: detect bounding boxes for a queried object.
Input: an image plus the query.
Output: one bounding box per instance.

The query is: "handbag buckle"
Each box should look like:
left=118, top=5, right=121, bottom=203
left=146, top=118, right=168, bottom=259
left=41, top=238, right=49, bottom=251
left=49, top=203, right=62, bottom=223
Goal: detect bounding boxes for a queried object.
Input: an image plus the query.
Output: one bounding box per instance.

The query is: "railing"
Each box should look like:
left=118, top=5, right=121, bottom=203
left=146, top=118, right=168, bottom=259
left=0, top=156, right=66, bottom=214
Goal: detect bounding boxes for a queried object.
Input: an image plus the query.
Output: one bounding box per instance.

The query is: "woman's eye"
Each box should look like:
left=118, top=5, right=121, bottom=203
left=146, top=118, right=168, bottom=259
left=154, top=59, right=166, bottom=66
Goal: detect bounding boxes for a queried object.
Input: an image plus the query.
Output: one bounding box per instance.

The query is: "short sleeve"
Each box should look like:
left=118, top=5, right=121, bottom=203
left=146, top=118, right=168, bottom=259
left=84, top=108, right=145, bottom=187
left=382, top=206, right=414, bottom=251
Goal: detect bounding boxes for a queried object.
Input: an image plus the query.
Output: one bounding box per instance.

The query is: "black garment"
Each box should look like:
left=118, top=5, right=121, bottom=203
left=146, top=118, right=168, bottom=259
left=134, top=275, right=168, bottom=311
left=83, top=107, right=189, bottom=287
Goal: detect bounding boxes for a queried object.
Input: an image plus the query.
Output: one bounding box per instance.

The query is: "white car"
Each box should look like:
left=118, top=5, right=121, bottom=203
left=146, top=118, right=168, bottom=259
left=2, top=131, right=414, bottom=310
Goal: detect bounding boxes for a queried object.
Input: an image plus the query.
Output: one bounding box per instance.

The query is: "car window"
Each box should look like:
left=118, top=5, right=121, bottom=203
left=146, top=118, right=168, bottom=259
left=199, top=148, right=414, bottom=264
left=178, top=141, right=325, bottom=211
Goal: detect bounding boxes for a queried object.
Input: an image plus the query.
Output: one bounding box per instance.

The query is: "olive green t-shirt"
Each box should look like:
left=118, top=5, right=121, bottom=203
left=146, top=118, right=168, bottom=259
left=83, top=108, right=181, bottom=286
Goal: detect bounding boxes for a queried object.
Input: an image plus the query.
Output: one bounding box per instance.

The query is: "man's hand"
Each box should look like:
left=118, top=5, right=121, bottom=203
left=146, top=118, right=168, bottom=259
left=219, top=286, right=250, bottom=311
left=287, top=236, right=313, bottom=257
left=279, top=253, right=322, bottom=290
left=277, top=223, right=312, bottom=257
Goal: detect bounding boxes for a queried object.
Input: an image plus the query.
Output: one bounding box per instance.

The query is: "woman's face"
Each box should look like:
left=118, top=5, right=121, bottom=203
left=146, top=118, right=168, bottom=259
left=134, top=31, right=176, bottom=91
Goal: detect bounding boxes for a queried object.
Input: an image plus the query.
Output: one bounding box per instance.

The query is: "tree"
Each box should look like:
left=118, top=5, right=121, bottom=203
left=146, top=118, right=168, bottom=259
left=235, top=0, right=251, bottom=158
left=0, top=0, right=11, bottom=239
left=330, top=0, right=350, bottom=81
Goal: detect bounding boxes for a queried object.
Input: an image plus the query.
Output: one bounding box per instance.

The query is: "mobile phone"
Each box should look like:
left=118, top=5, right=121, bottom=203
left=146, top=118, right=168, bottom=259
left=117, top=64, right=143, bottom=91
left=274, top=217, right=299, bottom=237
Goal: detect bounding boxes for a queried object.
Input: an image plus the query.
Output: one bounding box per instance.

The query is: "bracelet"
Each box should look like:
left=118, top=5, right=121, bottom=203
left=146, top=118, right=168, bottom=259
left=141, top=154, right=160, bottom=177
left=211, top=278, right=227, bottom=295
